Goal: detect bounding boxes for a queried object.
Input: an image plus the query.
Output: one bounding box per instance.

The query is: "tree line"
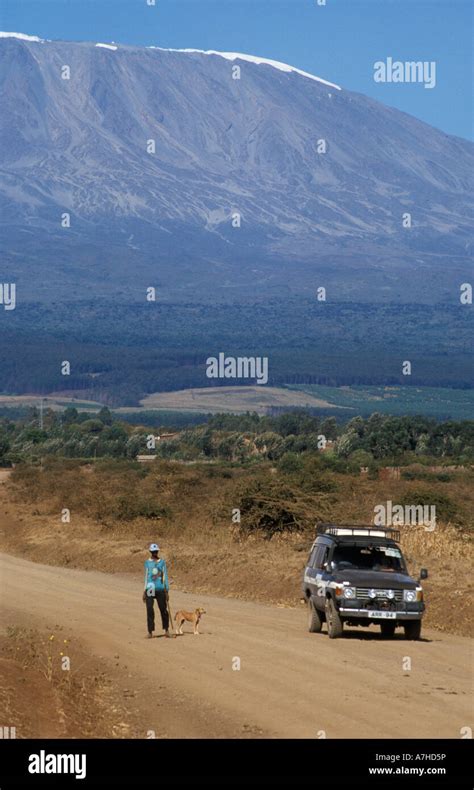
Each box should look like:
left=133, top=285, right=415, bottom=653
left=0, top=407, right=472, bottom=467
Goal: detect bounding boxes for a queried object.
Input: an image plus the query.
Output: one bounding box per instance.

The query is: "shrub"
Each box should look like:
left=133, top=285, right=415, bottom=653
left=399, top=488, right=461, bottom=525
left=234, top=478, right=330, bottom=538
left=113, top=496, right=170, bottom=521
left=277, top=452, right=303, bottom=474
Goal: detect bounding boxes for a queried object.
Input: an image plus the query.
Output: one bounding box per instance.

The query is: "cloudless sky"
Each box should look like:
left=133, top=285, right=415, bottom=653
left=1, top=0, right=472, bottom=139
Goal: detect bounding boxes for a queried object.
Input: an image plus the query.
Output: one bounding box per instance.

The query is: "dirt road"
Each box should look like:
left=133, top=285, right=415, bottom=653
left=0, top=552, right=471, bottom=739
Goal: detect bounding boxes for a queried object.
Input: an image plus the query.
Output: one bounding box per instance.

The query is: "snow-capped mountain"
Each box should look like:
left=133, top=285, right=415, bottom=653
left=0, top=32, right=472, bottom=301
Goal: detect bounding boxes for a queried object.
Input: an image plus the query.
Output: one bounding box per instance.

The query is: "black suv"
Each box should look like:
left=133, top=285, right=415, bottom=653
left=302, top=524, right=427, bottom=639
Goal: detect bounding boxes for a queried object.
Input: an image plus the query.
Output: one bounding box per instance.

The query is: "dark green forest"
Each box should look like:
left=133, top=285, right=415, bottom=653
left=0, top=299, right=472, bottom=405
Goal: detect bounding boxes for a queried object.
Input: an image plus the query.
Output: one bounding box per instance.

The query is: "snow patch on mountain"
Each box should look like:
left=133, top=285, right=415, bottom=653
left=0, top=33, right=339, bottom=88
left=0, top=31, right=44, bottom=42
left=147, top=46, right=341, bottom=90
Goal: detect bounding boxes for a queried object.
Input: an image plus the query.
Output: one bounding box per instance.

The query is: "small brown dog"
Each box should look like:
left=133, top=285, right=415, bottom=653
left=174, top=607, right=206, bottom=635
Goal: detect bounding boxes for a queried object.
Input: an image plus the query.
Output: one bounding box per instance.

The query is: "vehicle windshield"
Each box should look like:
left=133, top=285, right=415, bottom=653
left=332, top=544, right=405, bottom=573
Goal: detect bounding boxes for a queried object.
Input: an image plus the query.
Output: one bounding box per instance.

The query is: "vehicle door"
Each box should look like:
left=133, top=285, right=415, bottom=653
left=313, top=544, right=331, bottom=610
left=303, top=544, right=320, bottom=597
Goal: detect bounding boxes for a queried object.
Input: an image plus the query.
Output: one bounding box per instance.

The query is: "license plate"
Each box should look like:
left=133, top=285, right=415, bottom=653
left=368, top=611, right=396, bottom=619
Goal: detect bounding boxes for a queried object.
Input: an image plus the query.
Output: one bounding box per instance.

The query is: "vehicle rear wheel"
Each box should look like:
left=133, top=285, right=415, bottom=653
left=404, top=620, right=422, bottom=640
left=325, top=598, right=343, bottom=639
left=307, top=597, right=322, bottom=633
left=380, top=621, right=396, bottom=638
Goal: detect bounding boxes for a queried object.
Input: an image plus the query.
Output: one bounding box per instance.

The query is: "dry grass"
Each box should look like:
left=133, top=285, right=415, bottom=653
left=135, top=386, right=341, bottom=414
left=0, top=623, right=137, bottom=737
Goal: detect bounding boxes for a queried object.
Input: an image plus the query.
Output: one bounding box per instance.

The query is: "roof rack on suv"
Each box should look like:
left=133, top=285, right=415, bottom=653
left=316, top=523, right=401, bottom=542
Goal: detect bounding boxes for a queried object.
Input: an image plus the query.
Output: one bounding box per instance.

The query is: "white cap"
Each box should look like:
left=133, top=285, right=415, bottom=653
left=149, top=543, right=159, bottom=552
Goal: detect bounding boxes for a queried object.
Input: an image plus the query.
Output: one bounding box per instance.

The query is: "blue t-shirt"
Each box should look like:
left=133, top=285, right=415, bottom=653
left=144, top=558, right=169, bottom=594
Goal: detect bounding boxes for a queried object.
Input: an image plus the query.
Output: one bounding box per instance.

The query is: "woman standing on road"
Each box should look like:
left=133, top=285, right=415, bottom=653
left=143, top=543, right=171, bottom=639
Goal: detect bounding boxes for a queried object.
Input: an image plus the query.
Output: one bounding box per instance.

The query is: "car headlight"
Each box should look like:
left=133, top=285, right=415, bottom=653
left=404, top=589, right=417, bottom=602
left=343, top=587, right=356, bottom=599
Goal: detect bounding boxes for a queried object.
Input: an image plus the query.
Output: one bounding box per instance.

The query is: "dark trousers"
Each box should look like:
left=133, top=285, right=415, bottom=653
left=146, top=590, right=169, bottom=633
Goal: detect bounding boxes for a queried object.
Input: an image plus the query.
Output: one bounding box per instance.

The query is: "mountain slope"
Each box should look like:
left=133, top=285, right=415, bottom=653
left=0, top=33, right=473, bottom=301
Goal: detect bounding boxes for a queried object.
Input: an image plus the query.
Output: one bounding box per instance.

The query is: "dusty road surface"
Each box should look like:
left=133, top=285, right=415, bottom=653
left=1, top=552, right=471, bottom=739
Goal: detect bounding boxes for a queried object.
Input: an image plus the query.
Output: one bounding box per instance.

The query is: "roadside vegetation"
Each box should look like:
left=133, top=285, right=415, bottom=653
left=1, top=407, right=473, bottom=467
left=0, top=624, right=139, bottom=738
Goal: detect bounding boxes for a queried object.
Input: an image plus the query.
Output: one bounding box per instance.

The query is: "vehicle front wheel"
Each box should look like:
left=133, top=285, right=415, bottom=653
left=307, top=597, right=322, bottom=633
left=404, top=620, right=422, bottom=640
left=325, top=598, right=343, bottom=639
left=380, top=621, right=396, bottom=638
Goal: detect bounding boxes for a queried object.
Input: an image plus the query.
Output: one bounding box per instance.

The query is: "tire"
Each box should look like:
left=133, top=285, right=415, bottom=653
left=325, top=598, right=343, bottom=639
left=307, top=597, right=322, bottom=633
left=380, top=621, right=396, bottom=638
left=404, top=620, right=422, bottom=640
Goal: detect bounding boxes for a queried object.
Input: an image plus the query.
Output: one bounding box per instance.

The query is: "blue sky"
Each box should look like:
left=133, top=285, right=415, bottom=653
left=1, top=0, right=472, bottom=139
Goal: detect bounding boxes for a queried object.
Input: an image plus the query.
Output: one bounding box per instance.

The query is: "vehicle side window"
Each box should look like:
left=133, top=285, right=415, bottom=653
left=308, top=545, right=319, bottom=568
left=314, top=545, right=328, bottom=569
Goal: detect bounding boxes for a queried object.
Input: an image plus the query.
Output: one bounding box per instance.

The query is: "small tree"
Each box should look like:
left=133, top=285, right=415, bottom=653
left=98, top=406, right=113, bottom=426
